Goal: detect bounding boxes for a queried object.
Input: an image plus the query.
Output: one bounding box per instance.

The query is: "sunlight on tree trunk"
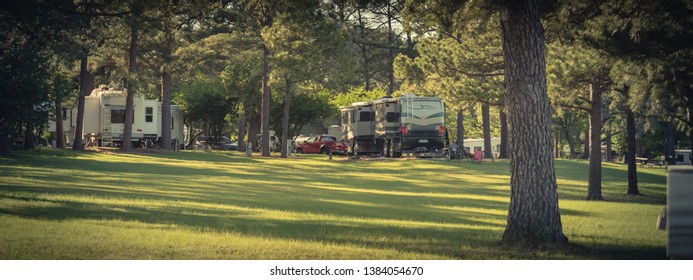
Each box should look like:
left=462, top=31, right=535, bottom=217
left=500, top=0, right=568, bottom=245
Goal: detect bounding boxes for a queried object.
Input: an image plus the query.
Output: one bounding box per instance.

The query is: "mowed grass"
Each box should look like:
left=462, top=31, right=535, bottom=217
left=0, top=149, right=667, bottom=259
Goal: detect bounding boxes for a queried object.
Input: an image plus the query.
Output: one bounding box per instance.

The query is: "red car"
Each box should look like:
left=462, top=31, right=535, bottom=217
left=294, top=135, right=348, bottom=155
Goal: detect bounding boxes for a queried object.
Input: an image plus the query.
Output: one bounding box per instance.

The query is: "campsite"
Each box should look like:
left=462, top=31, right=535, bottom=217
left=1, top=0, right=691, bottom=267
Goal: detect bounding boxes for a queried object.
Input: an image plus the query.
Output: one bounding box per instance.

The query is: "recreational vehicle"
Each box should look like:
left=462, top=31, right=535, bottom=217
left=340, top=93, right=447, bottom=157
left=49, top=85, right=184, bottom=148
left=462, top=137, right=501, bottom=158
left=675, top=150, right=692, bottom=165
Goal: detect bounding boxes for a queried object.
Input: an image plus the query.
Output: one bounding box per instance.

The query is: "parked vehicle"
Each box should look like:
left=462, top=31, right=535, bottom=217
left=294, top=135, right=348, bottom=155
left=340, top=93, right=447, bottom=158
left=195, top=136, right=237, bottom=150
left=48, top=85, right=184, bottom=147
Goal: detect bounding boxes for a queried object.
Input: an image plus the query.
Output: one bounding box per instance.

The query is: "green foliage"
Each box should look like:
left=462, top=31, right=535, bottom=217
left=331, top=87, right=387, bottom=108
left=270, top=85, right=336, bottom=138
left=174, top=73, right=236, bottom=137
left=220, top=51, right=263, bottom=114
left=394, top=17, right=503, bottom=107
left=546, top=42, right=612, bottom=112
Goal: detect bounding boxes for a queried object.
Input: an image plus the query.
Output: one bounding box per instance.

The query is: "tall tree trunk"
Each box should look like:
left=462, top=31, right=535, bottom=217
left=72, top=47, right=89, bottom=151
left=161, top=70, right=172, bottom=149
left=356, top=10, right=371, bottom=91
left=55, top=99, right=65, bottom=148
left=186, top=119, right=194, bottom=149
left=247, top=112, right=259, bottom=152
left=386, top=3, right=395, bottom=95
left=456, top=107, right=464, bottom=148
left=500, top=0, right=568, bottom=245
left=581, top=121, right=589, bottom=159
left=605, top=124, right=612, bottom=161
left=626, top=108, right=639, bottom=195
left=664, top=121, right=675, bottom=164
left=499, top=109, right=508, bottom=158
left=362, top=45, right=371, bottom=91
left=587, top=82, right=603, bottom=200
left=237, top=110, right=246, bottom=152
left=564, top=123, right=575, bottom=158
left=281, top=77, right=291, bottom=158
left=24, top=115, right=35, bottom=150
left=260, top=45, right=271, bottom=156
left=160, top=8, right=174, bottom=150
left=482, top=102, right=492, bottom=159
left=123, top=24, right=138, bottom=152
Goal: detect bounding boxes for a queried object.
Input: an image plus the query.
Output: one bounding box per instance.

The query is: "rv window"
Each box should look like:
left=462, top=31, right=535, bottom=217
left=111, top=109, right=132, bottom=124
left=171, top=117, right=174, bottom=129
left=350, top=111, right=355, bottom=124
left=386, top=112, right=399, bottom=122
left=146, top=107, right=153, bottom=122
left=62, top=109, right=68, bottom=120
left=359, top=111, right=371, bottom=122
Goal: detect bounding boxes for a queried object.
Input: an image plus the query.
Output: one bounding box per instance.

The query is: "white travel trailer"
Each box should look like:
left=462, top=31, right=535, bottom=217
left=49, top=85, right=184, bottom=148
left=462, top=137, right=501, bottom=158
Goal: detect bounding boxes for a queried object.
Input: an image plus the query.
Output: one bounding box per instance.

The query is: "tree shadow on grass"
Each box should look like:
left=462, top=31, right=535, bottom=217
left=0, top=191, right=509, bottom=259
left=0, top=150, right=667, bottom=259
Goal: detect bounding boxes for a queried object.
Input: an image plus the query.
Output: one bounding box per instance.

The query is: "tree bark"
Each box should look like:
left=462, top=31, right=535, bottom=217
left=237, top=110, right=246, bottom=152
left=499, top=109, right=508, bottom=158
left=664, top=121, right=675, bottom=164
left=160, top=5, right=175, bottom=150
left=72, top=47, right=89, bottom=151
left=456, top=107, right=464, bottom=148
left=626, top=108, right=639, bottom=195
left=161, top=70, right=172, bottom=149
left=260, top=45, right=271, bottom=156
left=281, top=77, right=291, bottom=158
left=122, top=24, right=138, bottom=152
left=565, top=126, right=575, bottom=159
left=581, top=121, right=589, bottom=159
left=55, top=99, right=65, bottom=149
left=24, top=115, right=35, bottom=150
left=247, top=111, right=259, bottom=152
left=605, top=124, right=612, bottom=162
left=587, top=82, right=603, bottom=200
left=500, top=0, right=568, bottom=245
left=386, top=2, right=395, bottom=95
left=482, top=102, right=493, bottom=159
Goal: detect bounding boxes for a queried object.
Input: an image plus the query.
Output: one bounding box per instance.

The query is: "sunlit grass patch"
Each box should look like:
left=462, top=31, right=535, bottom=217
left=0, top=149, right=667, bottom=259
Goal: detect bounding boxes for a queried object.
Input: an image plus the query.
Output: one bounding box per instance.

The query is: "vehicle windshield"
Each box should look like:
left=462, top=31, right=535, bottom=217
left=323, top=136, right=336, bottom=142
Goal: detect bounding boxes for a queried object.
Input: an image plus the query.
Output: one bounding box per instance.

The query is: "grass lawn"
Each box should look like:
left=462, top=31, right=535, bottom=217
left=0, top=149, right=667, bottom=259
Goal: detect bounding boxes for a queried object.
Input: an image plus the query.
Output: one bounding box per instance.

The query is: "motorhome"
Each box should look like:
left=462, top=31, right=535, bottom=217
left=340, top=93, right=447, bottom=157
left=49, top=85, right=184, bottom=148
